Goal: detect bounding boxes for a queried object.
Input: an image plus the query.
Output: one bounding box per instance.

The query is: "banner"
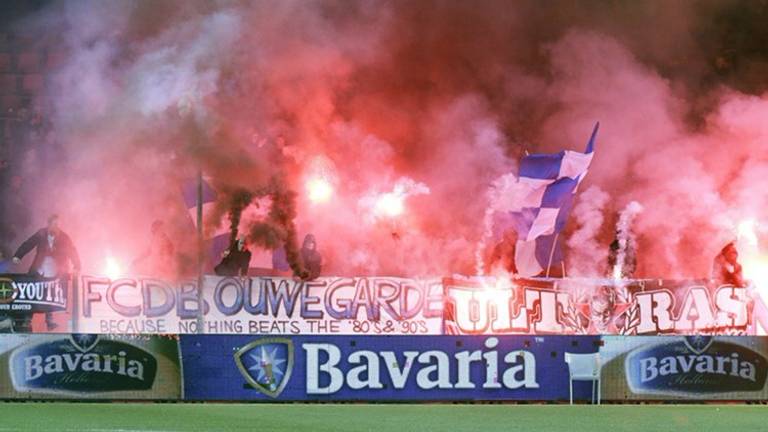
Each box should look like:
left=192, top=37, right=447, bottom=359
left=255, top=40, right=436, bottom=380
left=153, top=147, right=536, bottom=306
left=78, top=275, right=443, bottom=335
left=180, top=335, right=599, bottom=401
left=2, top=333, right=766, bottom=401
left=0, top=274, right=68, bottom=313
left=444, top=277, right=754, bottom=335
left=0, top=334, right=182, bottom=399
left=600, top=336, right=768, bottom=400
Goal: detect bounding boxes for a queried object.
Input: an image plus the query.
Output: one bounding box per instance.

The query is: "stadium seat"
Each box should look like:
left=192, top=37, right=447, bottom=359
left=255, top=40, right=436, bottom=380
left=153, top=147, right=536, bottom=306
left=564, top=352, right=601, bottom=405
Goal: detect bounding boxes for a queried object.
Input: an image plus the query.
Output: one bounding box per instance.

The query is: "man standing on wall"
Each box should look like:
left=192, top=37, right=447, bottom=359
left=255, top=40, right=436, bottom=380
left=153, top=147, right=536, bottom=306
left=12, top=214, right=81, bottom=330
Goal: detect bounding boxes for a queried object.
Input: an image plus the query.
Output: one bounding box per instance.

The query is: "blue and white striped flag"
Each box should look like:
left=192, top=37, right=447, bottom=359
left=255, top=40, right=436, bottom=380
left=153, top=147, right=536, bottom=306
left=501, top=123, right=599, bottom=277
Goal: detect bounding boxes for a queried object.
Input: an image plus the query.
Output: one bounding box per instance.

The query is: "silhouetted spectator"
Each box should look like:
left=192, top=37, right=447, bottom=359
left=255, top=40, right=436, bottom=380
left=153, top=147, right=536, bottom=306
left=301, top=234, right=322, bottom=280
left=215, top=237, right=251, bottom=277
left=712, top=242, right=746, bottom=287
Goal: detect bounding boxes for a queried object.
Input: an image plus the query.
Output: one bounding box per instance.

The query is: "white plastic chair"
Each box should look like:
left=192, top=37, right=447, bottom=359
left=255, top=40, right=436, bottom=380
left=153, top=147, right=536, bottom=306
left=564, top=352, right=601, bottom=405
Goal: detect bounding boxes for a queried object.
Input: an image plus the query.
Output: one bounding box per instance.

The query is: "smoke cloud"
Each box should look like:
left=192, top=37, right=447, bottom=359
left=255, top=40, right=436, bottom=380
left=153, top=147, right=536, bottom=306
left=4, top=0, right=768, bottom=278
left=567, top=186, right=610, bottom=277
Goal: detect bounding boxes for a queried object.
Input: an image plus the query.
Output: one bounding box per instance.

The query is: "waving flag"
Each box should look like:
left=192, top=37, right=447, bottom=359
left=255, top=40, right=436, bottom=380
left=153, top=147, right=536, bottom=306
left=500, top=123, right=599, bottom=277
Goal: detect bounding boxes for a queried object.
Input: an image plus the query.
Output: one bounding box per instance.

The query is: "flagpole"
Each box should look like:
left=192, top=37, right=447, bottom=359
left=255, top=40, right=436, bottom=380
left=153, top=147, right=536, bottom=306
left=196, top=170, right=204, bottom=334
left=545, top=233, right=559, bottom=278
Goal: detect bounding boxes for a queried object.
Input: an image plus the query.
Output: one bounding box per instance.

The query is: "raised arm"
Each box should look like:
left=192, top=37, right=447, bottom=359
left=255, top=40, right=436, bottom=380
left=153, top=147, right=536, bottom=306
left=14, top=230, right=42, bottom=260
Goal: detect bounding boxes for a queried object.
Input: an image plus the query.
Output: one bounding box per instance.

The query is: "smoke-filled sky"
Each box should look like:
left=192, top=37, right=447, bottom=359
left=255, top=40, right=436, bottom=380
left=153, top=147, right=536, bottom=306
left=6, top=0, right=768, bottom=278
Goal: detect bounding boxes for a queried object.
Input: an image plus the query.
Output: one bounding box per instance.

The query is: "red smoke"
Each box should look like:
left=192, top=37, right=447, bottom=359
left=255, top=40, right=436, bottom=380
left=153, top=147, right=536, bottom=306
left=8, top=1, right=768, bottom=279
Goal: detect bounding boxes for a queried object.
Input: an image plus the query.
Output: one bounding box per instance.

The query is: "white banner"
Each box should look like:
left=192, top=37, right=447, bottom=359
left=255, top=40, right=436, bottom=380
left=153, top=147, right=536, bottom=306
left=77, top=275, right=444, bottom=335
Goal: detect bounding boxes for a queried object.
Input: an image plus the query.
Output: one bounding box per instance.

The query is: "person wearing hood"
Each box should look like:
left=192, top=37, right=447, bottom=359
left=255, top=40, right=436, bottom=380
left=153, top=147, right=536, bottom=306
left=215, top=237, right=251, bottom=277
left=301, top=234, right=322, bottom=280
left=712, top=241, right=746, bottom=287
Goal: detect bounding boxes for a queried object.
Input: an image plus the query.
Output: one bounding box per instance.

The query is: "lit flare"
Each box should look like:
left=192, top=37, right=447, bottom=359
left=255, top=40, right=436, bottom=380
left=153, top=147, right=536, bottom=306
left=104, top=256, right=122, bottom=280
left=374, top=193, right=405, bottom=218
left=306, top=177, right=333, bottom=203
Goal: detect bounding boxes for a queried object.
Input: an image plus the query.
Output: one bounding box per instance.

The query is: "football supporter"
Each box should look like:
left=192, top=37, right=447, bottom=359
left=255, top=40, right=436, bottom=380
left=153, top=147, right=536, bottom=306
left=712, top=241, right=746, bottom=287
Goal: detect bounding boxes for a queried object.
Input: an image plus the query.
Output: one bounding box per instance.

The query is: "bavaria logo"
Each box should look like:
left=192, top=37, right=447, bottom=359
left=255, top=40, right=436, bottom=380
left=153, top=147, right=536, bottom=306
left=9, top=334, right=158, bottom=395
left=625, top=337, right=768, bottom=396
left=234, top=337, right=294, bottom=398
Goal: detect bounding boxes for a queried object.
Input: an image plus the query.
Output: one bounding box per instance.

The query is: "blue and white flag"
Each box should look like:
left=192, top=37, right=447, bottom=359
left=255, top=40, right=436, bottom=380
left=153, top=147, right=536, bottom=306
left=502, top=123, right=599, bottom=277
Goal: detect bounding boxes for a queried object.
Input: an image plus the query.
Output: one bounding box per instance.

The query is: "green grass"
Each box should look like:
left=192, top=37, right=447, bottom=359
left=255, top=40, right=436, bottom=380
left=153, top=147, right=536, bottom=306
left=0, top=403, right=765, bottom=432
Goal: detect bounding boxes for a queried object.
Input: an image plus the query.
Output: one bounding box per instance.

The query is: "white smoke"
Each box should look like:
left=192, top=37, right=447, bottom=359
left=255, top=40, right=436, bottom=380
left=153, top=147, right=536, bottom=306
left=474, top=171, right=526, bottom=275
left=612, top=200, right=643, bottom=279
left=567, top=186, right=610, bottom=276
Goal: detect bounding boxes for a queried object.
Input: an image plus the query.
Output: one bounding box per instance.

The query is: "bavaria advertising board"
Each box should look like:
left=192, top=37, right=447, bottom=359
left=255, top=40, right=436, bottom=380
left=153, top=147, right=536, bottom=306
left=78, top=275, right=443, bottom=335
left=599, top=336, right=768, bottom=400
left=0, top=334, right=182, bottom=399
left=180, top=335, right=600, bottom=401
left=444, top=277, right=753, bottom=335
left=2, top=334, right=767, bottom=401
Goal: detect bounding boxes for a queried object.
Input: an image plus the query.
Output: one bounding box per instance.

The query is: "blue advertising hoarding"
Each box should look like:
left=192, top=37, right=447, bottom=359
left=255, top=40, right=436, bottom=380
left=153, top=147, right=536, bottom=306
left=2, top=334, right=768, bottom=401
left=180, top=335, right=600, bottom=401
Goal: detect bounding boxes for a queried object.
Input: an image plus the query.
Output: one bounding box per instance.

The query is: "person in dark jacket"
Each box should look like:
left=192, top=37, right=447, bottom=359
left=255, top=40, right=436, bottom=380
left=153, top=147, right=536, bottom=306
left=11, top=214, right=80, bottom=331
left=214, top=237, right=251, bottom=277
left=13, top=214, right=80, bottom=277
left=712, top=241, right=746, bottom=287
left=301, top=234, right=322, bottom=280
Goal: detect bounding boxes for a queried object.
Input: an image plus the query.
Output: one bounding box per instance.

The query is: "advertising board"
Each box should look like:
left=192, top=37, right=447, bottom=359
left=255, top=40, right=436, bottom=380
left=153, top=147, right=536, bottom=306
left=0, top=334, right=182, bottom=399
left=181, top=335, right=600, bottom=401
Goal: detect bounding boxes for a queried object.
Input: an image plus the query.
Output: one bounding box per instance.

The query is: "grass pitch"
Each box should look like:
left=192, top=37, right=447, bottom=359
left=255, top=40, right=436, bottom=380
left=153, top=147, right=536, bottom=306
left=0, top=403, right=765, bottom=432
